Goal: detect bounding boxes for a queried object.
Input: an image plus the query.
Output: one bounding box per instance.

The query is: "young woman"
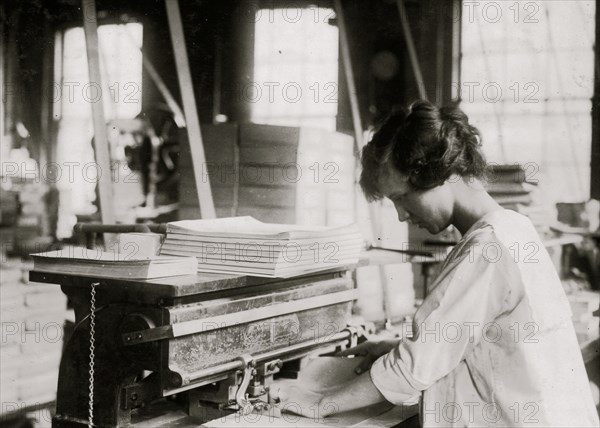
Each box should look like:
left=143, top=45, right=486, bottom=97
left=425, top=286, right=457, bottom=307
left=276, top=100, right=599, bottom=427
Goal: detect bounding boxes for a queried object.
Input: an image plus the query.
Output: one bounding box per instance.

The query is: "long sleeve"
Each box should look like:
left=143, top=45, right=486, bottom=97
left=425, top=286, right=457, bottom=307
left=370, top=236, right=515, bottom=405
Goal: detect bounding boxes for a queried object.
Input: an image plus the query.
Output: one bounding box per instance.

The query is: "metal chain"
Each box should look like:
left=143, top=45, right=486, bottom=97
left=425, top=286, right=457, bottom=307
left=88, top=282, right=99, bottom=428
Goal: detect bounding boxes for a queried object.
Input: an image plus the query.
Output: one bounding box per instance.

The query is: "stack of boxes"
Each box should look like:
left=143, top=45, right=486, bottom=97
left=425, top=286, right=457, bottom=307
left=0, top=188, right=19, bottom=227
left=13, top=180, right=51, bottom=248
left=178, top=123, right=356, bottom=227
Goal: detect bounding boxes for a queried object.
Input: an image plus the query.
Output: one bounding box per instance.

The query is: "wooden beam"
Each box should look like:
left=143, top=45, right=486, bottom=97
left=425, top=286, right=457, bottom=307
left=450, top=0, right=462, bottom=104
left=123, top=27, right=186, bottom=128
left=49, top=32, right=64, bottom=169
left=592, top=0, right=600, bottom=200
left=334, top=0, right=395, bottom=328
left=3, top=6, right=17, bottom=147
left=212, top=35, right=223, bottom=124
left=81, top=0, right=116, bottom=245
left=333, top=0, right=364, bottom=151
left=0, top=4, right=5, bottom=143
left=334, top=0, right=381, bottom=241
left=40, top=22, right=53, bottom=169
left=141, top=55, right=186, bottom=128
left=165, top=0, right=216, bottom=219
left=396, top=0, right=427, bottom=101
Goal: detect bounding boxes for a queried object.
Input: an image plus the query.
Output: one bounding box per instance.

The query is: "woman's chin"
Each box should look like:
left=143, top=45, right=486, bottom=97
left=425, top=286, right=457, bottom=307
left=414, top=222, right=438, bottom=234
left=422, top=224, right=437, bottom=234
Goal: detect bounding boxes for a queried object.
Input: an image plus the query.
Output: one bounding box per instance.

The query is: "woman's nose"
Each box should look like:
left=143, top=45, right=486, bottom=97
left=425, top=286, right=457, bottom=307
left=395, top=205, right=410, bottom=222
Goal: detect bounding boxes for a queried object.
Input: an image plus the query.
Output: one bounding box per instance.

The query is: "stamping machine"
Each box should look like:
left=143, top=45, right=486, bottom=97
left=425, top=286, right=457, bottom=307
left=29, top=225, right=359, bottom=427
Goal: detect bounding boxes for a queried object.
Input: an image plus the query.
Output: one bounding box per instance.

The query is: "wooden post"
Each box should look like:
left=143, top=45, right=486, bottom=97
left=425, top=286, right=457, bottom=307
left=333, top=0, right=365, bottom=151
left=0, top=5, right=5, bottom=143
left=143, top=55, right=186, bottom=129
left=123, top=27, right=186, bottom=128
left=334, top=0, right=380, bottom=239
left=81, top=0, right=116, bottom=247
left=591, top=0, right=600, bottom=200
left=450, top=0, right=462, bottom=104
left=396, top=0, right=428, bottom=100
left=334, top=0, right=395, bottom=328
left=212, top=35, right=223, bottom=124
left=40, top=22, right=53, bottom=169
left=165, top=0, right=216, bottom=219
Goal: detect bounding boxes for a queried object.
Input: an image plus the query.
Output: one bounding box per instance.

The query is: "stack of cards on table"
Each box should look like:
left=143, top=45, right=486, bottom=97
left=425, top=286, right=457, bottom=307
left=159, top=216, right=363, bottom=277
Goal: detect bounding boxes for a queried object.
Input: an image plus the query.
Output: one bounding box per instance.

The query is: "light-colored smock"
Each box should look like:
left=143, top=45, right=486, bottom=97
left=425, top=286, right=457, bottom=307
left=370, top=209, right=599, bottom=427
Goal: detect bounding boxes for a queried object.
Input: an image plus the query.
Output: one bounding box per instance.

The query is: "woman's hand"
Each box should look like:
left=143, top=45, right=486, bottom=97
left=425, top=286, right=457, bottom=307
left=336, top=339, right=401, bottom=374
left=272, top=383, right=335, bottom=421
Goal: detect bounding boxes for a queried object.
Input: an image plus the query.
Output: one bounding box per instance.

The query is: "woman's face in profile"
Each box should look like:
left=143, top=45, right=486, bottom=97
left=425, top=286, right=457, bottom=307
left=378, top=163, right=455, bottom=234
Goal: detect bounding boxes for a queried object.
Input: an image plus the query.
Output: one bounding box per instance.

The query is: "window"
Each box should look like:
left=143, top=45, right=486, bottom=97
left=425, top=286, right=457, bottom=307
left=55, top=22, right=143, bottom=238
left=460, top=1, right=595, bottom=204
left=252, top=6, right=339, bottom=131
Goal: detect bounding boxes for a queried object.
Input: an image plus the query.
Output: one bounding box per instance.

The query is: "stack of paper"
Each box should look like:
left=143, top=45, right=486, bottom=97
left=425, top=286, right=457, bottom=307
left=159, top=217, right=363, bottom=277
left=31, top=247, right=197, bottom=279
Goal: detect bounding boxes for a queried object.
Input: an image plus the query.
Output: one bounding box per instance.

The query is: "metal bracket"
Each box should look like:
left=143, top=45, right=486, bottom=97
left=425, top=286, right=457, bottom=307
left=120, top=374, right=161, bottom=411
left=258, top=359, right=283, bottom=377
left=232, top=355, right=281, bottom=418
left=344, top=326, right=359, bottom=349
left=234, top=354, right=255, bottom=414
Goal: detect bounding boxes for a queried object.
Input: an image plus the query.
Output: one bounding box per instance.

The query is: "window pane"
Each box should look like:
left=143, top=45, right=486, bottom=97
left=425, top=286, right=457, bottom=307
left=55, top=23, right=143, bottom=238
left=461, top=0, right=595, bottom=204
left=252, top=7, right=339, bottom=131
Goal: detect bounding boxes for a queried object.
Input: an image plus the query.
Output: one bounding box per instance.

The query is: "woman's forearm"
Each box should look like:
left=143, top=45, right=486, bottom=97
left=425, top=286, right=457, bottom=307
left=319, top=371, right=387, bottom=416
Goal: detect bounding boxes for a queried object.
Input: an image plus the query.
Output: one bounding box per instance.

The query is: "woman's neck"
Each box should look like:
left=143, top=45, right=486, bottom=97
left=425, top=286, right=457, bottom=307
left=450, top=178, right=503, bottom=236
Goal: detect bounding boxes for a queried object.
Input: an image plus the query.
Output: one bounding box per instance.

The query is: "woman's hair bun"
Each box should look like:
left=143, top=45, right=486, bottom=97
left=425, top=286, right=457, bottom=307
left=359, top=100, right=487, bottom=200
left=391, top=100, right=486, bottom=189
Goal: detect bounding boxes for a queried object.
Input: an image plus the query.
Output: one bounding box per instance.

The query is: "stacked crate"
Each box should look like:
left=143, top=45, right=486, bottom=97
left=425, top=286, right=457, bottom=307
left=0, top=188, right=19, bottom=227
left=14, top=181, right=49, bottom=244
left=0, top=258, right=67, bottom=411
left=236, top=124, right=303, bottom=224
left=484, top=164, right=552, bottom=235
left=178, top=123, right=356, bottom=227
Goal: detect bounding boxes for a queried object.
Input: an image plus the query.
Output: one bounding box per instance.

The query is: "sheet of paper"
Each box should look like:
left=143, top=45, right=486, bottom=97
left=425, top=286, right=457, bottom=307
left=291, top=356, right=366, bottom=392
